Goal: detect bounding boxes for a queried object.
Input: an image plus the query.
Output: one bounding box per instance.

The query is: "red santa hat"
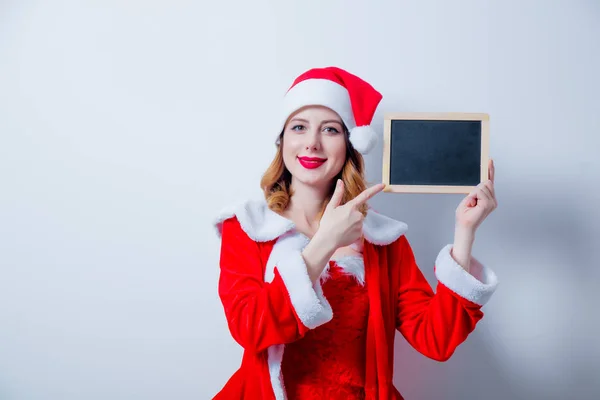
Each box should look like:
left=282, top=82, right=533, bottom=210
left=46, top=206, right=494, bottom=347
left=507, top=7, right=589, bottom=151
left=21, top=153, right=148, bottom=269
left=277, top=66, right=383, bottom=154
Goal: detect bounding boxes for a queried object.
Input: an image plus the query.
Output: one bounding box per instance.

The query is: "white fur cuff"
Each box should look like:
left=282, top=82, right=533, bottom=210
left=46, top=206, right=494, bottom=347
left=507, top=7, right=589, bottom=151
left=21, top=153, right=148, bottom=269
left=434, top=244, right=498, bottom=306
left=276, top=250, right=333, bottom=329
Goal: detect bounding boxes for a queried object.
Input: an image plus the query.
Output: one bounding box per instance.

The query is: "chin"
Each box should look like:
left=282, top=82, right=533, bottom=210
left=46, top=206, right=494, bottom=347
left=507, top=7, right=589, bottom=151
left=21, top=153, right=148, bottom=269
left=292, top=170, right=332, bottom=188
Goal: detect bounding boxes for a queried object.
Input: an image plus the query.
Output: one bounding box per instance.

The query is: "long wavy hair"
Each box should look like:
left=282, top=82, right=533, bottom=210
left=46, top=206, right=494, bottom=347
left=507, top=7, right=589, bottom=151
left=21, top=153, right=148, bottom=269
left=260, top=126, right=369, bottom=221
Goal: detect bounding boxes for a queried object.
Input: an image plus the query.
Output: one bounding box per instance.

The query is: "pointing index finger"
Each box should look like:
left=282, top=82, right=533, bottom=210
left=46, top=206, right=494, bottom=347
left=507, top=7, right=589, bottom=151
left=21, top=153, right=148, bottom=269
left=349, top=183, right=385, bottom=207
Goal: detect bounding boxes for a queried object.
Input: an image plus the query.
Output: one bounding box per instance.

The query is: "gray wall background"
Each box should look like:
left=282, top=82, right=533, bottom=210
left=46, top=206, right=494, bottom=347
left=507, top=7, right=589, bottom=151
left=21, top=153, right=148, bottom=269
left=1, top=0, right=598, bottom=399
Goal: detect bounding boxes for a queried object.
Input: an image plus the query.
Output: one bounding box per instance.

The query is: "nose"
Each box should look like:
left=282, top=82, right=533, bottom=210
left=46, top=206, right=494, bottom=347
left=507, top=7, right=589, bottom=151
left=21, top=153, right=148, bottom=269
left=305, top=129, right=321, bottom=151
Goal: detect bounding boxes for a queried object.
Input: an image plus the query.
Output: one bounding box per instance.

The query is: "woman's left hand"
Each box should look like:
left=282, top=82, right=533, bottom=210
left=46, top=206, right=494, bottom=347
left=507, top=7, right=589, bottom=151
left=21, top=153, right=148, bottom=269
left=455, top=159, right=498, bottom=234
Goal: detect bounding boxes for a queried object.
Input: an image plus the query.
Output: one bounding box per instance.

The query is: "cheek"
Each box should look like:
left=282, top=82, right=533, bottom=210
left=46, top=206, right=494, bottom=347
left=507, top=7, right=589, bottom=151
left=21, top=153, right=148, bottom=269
left=323, top=137, right=346, bottom=174
left=325, top=137, right=347, bottom=169
left=281, top=135, right=301, bottom=163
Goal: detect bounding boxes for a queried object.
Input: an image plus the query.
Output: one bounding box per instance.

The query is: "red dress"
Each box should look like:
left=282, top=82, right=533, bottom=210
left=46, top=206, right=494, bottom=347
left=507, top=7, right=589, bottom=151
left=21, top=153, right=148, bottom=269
left=212, top=199, right=499, bottom=399
left=281, top=258, right=370, bottom=399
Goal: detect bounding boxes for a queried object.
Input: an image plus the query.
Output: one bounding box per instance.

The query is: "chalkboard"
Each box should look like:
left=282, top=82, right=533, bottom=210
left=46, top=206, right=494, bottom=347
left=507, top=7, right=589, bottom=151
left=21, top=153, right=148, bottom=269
left=382, top=113, right=489, bottom=194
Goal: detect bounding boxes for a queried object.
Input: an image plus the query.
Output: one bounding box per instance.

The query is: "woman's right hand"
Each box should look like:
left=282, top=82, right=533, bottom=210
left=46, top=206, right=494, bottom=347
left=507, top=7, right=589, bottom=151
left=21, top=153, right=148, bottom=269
left=316, top=179, right=386, bottom=249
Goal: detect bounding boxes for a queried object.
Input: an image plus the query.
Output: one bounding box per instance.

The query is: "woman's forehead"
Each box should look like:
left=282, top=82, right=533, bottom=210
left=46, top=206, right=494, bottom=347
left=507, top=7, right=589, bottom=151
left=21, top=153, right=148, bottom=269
left=289, top=105, right=343, bottom=123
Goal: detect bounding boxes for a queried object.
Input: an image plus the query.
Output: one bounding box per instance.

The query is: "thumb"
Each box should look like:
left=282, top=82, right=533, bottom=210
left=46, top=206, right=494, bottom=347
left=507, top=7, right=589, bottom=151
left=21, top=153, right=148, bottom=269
left=327, top=179, right=344, bottom=210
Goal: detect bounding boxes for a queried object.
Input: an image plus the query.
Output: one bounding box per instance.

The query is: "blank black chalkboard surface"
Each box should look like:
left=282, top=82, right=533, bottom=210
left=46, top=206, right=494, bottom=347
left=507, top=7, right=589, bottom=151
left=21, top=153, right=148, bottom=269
left=382, top=113, right=489, bottom=194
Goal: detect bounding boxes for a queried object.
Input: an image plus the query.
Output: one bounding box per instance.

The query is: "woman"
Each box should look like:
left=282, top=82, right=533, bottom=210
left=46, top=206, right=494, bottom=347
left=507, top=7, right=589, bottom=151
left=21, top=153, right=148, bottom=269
left=213, top=66, right=499, bottom=399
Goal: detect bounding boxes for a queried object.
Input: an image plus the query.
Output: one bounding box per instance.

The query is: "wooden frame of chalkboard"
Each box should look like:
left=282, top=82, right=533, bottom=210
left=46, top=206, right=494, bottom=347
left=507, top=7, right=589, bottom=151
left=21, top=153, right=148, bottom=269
left=382, top=112, right=489, bottom=194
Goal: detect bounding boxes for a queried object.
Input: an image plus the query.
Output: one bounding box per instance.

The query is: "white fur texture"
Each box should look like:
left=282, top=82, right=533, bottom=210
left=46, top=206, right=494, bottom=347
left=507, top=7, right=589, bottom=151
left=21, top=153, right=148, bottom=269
left=267, top=344, right=286, bottom=400
left=213, top=198, right=295, bottom=243
left=434, top=244, right=499, bottom=306
left=265, top=230, right=333, bottom=328
left=213, top=198, right=407, bottom=245
left=362, top=208, right=408, bottom=245
left=323, top=255, right=365, bottom=286
left=277, top=78, right=357, bottom=135
left=349, top=125, right=378, bottom=154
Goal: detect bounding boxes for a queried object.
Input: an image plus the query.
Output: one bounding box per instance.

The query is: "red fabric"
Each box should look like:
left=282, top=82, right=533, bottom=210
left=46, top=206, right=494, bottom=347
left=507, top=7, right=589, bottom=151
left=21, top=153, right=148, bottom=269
left=213, top=216, right=485, bottom=400
left=287, top=66, right=382, bottom=128
left=281, top=262, right=370, bottom=399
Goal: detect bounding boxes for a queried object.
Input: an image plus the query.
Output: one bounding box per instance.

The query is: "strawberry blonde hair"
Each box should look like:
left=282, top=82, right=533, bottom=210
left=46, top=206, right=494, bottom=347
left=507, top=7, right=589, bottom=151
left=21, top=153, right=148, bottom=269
left=260, top=127, right=370, bottom=220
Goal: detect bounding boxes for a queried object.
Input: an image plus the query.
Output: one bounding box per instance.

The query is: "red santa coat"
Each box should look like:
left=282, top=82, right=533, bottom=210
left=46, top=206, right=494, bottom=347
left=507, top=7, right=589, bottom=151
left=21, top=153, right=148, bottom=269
left=212, top=199, right=498, bottom=399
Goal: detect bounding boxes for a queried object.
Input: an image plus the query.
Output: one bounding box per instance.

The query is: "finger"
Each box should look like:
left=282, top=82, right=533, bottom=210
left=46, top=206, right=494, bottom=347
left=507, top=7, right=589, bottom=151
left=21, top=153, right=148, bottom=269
left=477, top=185, right=496, bottom=210
left=348, top=183, right=384, bottom=208
left=327, top=179, right=345, bottom=209
left=489, top=159, right=495, bottom=183
left=478, top=182, right=493, bottom=200
left=348, top=183, right=385, bottom=208
left=484, top=179, right=496, bottom=201
left=485, top=181, right=498, bottom=209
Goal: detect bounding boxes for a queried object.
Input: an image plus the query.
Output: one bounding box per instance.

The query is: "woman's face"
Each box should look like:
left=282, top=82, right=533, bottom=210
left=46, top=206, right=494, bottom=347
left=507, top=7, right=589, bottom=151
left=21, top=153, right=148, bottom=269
left=282, top=105, right=347, bottom=190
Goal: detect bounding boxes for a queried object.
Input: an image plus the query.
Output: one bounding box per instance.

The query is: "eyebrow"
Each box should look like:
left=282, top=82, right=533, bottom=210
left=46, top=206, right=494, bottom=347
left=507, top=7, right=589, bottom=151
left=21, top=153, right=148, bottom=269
left=289, top=118, right=343, bottom=125
left=321, top=119, right=343, bottom=125
left=289, top=118, right=309, bottom=123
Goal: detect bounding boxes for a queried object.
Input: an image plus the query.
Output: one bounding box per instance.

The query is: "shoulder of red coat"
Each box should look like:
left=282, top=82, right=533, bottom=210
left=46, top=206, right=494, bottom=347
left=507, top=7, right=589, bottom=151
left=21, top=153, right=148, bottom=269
left=362, top=208, right=409, bottom=246
left=212, top=197, right=294, bottom=243
left=213, top=198, right=408, bottom=245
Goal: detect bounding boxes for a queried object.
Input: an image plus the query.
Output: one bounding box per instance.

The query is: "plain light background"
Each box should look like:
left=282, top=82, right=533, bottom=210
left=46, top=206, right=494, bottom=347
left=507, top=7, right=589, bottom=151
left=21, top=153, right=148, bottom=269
left=1, top=0, right=598, bottom=399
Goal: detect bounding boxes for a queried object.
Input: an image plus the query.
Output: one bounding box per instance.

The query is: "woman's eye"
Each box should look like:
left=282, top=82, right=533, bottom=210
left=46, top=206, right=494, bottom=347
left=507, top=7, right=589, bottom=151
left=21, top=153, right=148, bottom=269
left=324, top=126, right=340, bottom=133
left=291, top=125, right=305, bottom=131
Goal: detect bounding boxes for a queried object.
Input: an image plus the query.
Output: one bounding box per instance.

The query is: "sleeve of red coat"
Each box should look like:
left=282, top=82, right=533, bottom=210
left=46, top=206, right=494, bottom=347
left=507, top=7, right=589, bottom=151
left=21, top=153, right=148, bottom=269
left=217, top=216, right=333, bottom=353
left=394, top=235, right=498, bottom=362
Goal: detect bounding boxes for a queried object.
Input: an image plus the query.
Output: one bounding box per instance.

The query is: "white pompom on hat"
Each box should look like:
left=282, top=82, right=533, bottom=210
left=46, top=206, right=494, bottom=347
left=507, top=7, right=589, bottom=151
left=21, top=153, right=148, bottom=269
left=276, top=66, right=383, bottom=154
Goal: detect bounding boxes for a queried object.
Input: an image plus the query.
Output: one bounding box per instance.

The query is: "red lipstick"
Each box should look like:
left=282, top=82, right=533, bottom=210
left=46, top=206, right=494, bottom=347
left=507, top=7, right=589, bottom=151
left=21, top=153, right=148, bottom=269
left=298, top=156, right=326, bottom=169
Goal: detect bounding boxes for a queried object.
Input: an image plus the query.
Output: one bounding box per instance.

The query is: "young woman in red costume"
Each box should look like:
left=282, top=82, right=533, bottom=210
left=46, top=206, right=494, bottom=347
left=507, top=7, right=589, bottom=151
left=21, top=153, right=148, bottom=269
left=212, top=66, right=499, bottom=400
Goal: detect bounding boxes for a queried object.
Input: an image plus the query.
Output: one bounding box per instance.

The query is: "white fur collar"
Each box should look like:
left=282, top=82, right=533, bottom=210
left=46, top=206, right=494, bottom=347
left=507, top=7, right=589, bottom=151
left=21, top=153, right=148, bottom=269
left=213, top=197, right=407, bottom=246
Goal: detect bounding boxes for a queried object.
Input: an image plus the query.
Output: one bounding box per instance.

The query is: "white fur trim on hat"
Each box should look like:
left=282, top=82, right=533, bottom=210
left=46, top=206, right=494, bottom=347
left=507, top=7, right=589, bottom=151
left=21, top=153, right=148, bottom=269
left=279, top=78, right=357, bottom=132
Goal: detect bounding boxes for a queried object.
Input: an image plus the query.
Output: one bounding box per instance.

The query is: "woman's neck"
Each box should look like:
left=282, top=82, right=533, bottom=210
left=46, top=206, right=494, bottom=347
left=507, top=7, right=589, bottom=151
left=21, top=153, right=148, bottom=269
left=285, top=179, right=330, bottom=234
